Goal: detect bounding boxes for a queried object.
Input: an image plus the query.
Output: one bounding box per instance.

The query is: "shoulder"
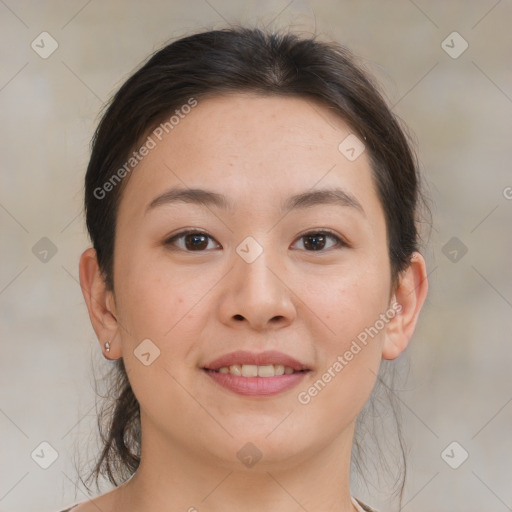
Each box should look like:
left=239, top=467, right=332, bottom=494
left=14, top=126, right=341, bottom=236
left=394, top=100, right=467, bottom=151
left=353, top=497, right=379, bottom=512
left=58, top=496, right=110, bottom=512
left=63, top=496, right=378, bottom=512
left=58, top=486, right=123, bottom=512
left=58, top=502, right=107, bottom=512
left=58, top=503, right=102, bottom=512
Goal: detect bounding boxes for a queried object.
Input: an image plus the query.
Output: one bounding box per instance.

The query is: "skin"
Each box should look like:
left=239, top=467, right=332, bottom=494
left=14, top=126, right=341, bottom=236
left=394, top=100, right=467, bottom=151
left=78, top=93, right=428, bottom=512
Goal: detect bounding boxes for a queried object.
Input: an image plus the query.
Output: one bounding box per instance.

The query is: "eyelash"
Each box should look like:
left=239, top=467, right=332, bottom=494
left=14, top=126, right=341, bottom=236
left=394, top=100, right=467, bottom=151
left=295, top=230, right=348, bottom=251
left=164, top=229, right=348, bottom=252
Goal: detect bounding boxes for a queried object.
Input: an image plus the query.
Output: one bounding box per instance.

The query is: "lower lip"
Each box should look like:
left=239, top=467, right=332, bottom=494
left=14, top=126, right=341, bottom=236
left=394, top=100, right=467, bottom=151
left=203, top=369, right=309, bottom=396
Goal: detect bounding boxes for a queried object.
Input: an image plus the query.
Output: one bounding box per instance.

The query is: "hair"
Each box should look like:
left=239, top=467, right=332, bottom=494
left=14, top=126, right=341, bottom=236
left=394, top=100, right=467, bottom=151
left=82, top=25, right=426, bottom=506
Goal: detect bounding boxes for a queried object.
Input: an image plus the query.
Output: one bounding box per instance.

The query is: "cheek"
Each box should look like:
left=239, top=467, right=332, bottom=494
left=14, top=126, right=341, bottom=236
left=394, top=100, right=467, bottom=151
left=113, top=248, right=183, bottom=342
left=301, top=263, right=389, bottom=384
left=117, top=277, right=170, bottom=337
left=113, top=251, right=220, bottom=353
left=294, top=275, right=388, bottom=431
left=114, top=264, right=199, bottom=409
left=296, top=262, right=390, bottom=413
left=305, top=262, right=390, bottom=343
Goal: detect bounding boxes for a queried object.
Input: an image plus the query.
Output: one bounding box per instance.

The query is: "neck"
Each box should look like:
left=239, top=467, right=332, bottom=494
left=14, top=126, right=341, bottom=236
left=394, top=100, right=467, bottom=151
left=114, top=415, right=358, bottom=512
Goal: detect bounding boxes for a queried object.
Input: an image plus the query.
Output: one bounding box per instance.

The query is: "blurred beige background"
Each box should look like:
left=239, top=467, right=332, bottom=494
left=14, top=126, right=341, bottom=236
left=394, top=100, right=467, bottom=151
left=1, top=1, right=511, bottom=511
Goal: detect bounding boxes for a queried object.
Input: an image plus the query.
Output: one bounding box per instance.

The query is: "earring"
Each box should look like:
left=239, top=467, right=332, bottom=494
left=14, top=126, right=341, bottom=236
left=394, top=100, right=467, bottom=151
left=104, top=341, right=111, bottom=353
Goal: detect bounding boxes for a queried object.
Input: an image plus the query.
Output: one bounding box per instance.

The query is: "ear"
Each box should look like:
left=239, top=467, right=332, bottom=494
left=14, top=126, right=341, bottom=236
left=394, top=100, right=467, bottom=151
left=79, top=247, right=122, bottom=360
left=382, top=252, right=428, bottom=360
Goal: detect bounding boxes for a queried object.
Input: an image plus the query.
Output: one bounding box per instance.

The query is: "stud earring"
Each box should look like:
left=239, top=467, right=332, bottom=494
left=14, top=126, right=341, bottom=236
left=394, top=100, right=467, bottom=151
left=104, top=341, right=111, bottom=353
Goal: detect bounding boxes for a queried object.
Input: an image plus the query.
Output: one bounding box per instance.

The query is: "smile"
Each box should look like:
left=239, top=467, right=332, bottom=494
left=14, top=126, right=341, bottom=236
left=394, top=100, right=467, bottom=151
left=203, top=369, right=309, bottom=396
left=213, top=363, right=298, bottom=377
left=202, top=350, right=311, bottom=396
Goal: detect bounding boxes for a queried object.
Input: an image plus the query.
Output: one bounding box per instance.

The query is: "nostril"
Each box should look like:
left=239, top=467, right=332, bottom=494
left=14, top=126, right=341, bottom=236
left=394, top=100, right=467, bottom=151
left=233, top=314, right=245, bottom=321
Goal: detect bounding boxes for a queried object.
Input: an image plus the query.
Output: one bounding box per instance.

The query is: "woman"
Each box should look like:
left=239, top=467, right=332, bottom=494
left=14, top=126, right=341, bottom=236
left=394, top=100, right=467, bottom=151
left=67, top=26, right=428, bottom=512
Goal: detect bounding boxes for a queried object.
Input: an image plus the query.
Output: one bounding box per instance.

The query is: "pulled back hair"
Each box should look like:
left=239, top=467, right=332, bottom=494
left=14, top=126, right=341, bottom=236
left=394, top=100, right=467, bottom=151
left=82, top=25, right=425, bottom=505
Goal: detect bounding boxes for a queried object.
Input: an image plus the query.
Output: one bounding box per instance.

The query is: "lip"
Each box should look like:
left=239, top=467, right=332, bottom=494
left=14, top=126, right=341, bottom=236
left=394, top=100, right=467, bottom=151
left=201, top=350, right=311, bottom=397
left=203, top=350, right=310, bottom=371
left=203, top=369, right=309, bottom=396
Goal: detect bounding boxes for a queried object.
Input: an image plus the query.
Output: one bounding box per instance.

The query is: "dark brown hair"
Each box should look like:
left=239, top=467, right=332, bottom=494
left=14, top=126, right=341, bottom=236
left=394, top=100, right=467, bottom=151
left=82, top=25, right=425, bottom=504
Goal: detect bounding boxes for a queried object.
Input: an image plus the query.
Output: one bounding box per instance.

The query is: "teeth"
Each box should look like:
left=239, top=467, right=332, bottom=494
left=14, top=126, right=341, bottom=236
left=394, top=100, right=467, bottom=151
left=214, top=364, right=296, bottom=377
left=241, top=364, right=258, bottom=377
left=258, top=364, right=275, bottom=377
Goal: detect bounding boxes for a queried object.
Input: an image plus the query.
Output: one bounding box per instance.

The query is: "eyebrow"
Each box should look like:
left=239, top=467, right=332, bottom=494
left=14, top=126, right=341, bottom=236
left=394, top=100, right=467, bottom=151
left=145, top=186, right=365, bottom=216
left=283, top=188, right=365, bottom=216
left=146, top=187, right=230, bottom=213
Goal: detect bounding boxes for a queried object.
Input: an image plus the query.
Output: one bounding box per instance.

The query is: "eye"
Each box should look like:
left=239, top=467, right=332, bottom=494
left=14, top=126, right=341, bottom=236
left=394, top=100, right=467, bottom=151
left=291, top=231, right=346, bottom=251
left=164, top=230, right=221, bottom=251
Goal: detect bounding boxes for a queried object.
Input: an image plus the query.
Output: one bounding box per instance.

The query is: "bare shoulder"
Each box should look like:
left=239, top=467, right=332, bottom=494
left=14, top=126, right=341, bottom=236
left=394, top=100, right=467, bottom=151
left=63, top=488, right=119, bottom=512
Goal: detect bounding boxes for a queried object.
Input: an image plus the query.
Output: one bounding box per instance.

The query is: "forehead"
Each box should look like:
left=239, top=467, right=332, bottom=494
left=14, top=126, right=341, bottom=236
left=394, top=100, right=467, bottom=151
left=170, top=93, right=354, bottom=163
left=117, top=93, right=383, bottom=224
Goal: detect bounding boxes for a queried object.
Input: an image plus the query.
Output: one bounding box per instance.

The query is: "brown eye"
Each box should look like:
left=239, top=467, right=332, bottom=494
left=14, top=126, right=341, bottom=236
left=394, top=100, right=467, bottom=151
left=165, top=231, right=220, bottom=251
left=303, top=234, right=327, bottom=250
left=184, top=233, right=209, bottom=250
left=291, top=231, right=345, bottom=251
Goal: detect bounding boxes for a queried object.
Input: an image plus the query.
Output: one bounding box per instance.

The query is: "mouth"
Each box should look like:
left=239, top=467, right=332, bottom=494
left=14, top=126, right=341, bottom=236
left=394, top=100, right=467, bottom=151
left=205, top=363, right=307, bottom=377
left=202, top=351, right=311, bottom=396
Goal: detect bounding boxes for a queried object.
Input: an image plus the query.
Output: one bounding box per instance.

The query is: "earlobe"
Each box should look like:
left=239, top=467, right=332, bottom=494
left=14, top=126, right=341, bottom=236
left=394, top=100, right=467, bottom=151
left=382, top=252, right=428, bottom=360
left=79, top=248, right=122, bottom=360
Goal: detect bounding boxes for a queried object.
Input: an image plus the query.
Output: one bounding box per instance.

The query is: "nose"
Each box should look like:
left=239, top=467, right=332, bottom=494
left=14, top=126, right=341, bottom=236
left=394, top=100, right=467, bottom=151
left=216, top=244, right=297, bottom=331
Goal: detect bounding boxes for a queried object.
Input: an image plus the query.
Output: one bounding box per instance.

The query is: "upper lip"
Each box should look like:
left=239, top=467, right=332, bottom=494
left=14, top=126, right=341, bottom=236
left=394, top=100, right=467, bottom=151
left=203, top=350, right=310, bottom=371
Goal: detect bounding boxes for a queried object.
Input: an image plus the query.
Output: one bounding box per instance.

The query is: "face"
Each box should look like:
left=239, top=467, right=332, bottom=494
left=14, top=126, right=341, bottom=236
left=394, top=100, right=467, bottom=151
left=106, top=93, right=397, bottom=471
